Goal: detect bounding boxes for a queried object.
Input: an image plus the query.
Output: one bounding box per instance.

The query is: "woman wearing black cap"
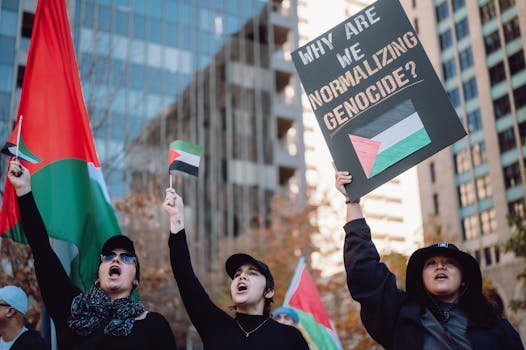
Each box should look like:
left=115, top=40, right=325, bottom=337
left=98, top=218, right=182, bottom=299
left=335, top=171, right=524, bottom=350
left=163, top=188, right=309, bottom=349
left=7, top=160, right=176, bottom=349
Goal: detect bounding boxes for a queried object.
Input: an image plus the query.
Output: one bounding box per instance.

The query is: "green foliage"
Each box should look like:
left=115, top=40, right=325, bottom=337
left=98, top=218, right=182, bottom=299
left=504, top=213, right=526, bottom=312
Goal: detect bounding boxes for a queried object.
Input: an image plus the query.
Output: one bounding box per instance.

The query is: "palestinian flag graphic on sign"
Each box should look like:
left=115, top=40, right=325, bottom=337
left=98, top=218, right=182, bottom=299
left=0, top=0, right=120, bottom=290
left=168, top=140, right=203, bottom=177
left=348, top=99, right=431, bottom=178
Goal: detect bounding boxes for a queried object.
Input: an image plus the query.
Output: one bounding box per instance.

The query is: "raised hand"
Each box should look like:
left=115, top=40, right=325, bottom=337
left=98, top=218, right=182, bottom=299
left=7, top=160, right=31, bottom=196
left=163, top=188, right=185, bottom=234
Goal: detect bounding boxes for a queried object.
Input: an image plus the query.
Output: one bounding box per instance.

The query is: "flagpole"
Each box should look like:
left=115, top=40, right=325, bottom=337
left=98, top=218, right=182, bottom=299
left=169, top=174, right=173, bottom=188
left=15, top=115, right=23, bottom=160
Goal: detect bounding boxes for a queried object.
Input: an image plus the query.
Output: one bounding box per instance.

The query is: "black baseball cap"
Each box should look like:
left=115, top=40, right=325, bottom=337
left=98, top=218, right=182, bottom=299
left=225, top=253, right=274, bottom=290
left=100, top=235, right=140, bottom=282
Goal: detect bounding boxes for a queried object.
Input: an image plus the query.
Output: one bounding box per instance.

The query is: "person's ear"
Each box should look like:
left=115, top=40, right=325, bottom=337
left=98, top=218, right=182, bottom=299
left=5, top=307, right=16, bottom=318
left=132, top=280, right=139, bottom=289
left=94, top=278, right=100, bottom=286
left=264, top=288, right=275, bottom=299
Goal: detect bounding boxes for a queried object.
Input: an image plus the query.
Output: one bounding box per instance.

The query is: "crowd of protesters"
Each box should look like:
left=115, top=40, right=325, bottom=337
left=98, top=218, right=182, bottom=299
left=1, top=160, right=523, bottom=349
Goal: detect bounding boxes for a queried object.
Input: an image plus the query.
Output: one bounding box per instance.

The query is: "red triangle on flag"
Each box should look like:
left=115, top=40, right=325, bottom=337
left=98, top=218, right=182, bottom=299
left=348, top=134, right=381, bottom=177
left=168, top=149, right=180, bottom=166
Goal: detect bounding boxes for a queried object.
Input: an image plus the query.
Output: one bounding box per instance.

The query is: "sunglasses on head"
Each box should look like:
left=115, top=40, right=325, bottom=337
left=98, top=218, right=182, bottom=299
left=100, top=251, right=137, bottom=265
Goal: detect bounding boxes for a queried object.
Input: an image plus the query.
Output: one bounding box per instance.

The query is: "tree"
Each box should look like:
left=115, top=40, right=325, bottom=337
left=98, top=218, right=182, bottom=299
left=504, top=213, right=526, bottom=312
left=0, top=238, right=41, bottom=328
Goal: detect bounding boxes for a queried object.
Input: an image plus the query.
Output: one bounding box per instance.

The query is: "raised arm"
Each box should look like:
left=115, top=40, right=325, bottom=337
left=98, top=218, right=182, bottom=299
left=163, top=188, right=227, bottom=334
left=8, top=160, right=80, bottom=325
left=335, top=170, right=404, bottom=348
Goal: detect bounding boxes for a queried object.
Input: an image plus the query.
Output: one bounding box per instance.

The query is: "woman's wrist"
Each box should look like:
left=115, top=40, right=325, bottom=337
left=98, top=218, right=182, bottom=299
left=15, top=186, right=31, bottom=197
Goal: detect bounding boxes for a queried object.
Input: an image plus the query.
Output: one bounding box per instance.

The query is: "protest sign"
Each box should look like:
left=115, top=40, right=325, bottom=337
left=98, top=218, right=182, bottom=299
left=291, top=0, right=466, bottom=200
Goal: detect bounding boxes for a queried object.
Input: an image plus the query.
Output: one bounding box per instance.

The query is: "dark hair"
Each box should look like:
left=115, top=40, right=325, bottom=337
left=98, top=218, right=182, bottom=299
left=262, top=289, right=274, bottom=318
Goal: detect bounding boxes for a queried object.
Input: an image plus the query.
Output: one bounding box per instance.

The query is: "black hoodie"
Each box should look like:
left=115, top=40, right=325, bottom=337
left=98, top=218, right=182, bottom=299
left=343, top=218, right=524, bottom=350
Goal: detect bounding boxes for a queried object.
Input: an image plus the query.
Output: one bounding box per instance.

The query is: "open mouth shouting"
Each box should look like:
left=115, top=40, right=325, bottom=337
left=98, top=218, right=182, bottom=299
left=109, top=265, right=122, bottom=279
left=434, top=273, right=449, bottom=280
left=237, top=282, right=248, bottom=293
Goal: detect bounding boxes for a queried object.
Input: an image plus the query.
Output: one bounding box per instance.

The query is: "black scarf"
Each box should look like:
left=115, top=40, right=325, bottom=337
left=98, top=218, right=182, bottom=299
left=68, top=285, right=145, bottom=337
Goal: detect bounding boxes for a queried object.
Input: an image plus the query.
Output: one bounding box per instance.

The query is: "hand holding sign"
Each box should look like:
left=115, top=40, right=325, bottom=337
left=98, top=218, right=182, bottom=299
left=292, top=0, right=466, bottom=201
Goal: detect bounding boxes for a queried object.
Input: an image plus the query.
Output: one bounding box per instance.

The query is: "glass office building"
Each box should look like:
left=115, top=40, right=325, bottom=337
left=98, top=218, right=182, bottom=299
left=0, top=0, right=305, bottom=274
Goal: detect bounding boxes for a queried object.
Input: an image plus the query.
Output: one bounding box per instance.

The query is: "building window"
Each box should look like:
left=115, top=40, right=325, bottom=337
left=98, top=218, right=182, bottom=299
left=21, top=12, right=35, bottom=39
left=452, top=0, right=465, bottom=11
left=519, top=121, right=526, bottom=145
left=454, top=147, right=471, bottom=174
left=439, top=29, right=453, bottom=50
left=442, top=59, right=457, bottom=80
left=480, top=208, right=497, bottom=234
left=513, top=84, right=526, bottom=110
left=462, top=214, right=480, bottom=240
left=471, top=142, right=486, bottom=167
left=499, top=0, right=515, bottom=11
left=448, top=88, right=461, bottom=107
left=475, top=175, right=492, bottom=200
left=458, top=181, right=476, bottom=207
left=414, top=18, right=419, bottom=34
left=412, top=0, right=416, bottom=8
left=499, top=128, right=516, bottom=152
left=484, top=247, right=492, bottom=265
left=436, top=2, right=449, bottom=22
left=503, top=17, right=521, bottom=43
left=503, top=162, right=522, bottom=188
left=459, top=47, right=474, bottom=70
left=508, top=199, right=525, bottom=218
left=489, top=62, right=506, bottom=85
left=463, top=78, right=478, bottom=100
left=455, top=18, right=470, bottom=41
left=430, top=162, right=436, bottom=183
left=16, top=65, right=24, bottom=88
left=433, top=194, right=440, bottom=215
left=493, top=94, right=511, bottom=118
left=480, top=2, right=497, bottom=24
left=467, top=109, right=482, bottom=132
left=484, top=31, right=501, bottom=55
left=508, top=50, right=525, bottom=76
left=474, top=251, right=483, bottom=265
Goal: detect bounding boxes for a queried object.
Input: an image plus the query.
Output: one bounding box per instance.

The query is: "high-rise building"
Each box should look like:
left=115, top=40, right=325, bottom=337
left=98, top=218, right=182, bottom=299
left=297, top=0, right=423, bottom=275
left=401, top=0, right=526, bottom=338
left=0, top=0, right=305, bottom=274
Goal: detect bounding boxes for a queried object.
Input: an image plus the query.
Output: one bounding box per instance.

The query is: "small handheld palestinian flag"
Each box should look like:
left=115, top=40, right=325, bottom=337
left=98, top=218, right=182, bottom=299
left=168, top=140, right=202, bottom=184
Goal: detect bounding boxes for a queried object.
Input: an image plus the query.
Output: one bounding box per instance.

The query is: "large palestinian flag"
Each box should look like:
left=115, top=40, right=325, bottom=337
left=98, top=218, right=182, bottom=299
left=349, top=99, right=431, bottom=178
left=0, top=0, right=120, bottom=290
left=283, top=258, right=343, bottom=350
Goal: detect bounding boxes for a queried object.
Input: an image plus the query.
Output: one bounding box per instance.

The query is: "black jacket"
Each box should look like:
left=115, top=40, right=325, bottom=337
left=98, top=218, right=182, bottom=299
left=344, top=218, right=524, bottom=350
left=10, top=329, right=48, bottom=350
left=18, top=193, right=177, bottom=350
left=169, top=230, right=309, bottom=350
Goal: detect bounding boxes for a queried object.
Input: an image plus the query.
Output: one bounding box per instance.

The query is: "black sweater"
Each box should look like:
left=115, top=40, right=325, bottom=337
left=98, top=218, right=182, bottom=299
left=18, top=192, right=177, bottom=350
left=169, top=231, right=309, bottom=350
left=10, top=329, right=47, bottom=350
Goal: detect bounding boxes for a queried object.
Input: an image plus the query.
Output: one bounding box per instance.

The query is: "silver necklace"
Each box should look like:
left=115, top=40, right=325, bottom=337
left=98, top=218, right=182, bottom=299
left=236, top=318, right=269, bottom=338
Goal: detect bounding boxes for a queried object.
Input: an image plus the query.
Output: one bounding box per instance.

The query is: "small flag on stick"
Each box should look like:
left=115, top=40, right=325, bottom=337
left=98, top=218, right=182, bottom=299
left=168, top=140, right=202, bottom=177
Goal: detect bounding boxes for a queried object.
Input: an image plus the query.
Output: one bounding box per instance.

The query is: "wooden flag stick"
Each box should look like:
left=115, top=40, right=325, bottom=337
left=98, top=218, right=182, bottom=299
left=170, top=174, right=173, bottom=189
left=15, top=115, right=23, bottom=160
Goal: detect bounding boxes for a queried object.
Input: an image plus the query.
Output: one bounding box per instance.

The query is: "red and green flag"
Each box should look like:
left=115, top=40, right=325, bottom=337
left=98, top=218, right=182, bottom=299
left=0, top=0, right=120, bottom=290
left=283, top=257, right=343, bottom=350
left=168, top=140, right=202, bottom=177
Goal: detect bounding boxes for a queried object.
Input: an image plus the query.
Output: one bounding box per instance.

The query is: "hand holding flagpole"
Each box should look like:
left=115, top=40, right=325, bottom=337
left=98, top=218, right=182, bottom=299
left=15, top=115, right=23, bottom=160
